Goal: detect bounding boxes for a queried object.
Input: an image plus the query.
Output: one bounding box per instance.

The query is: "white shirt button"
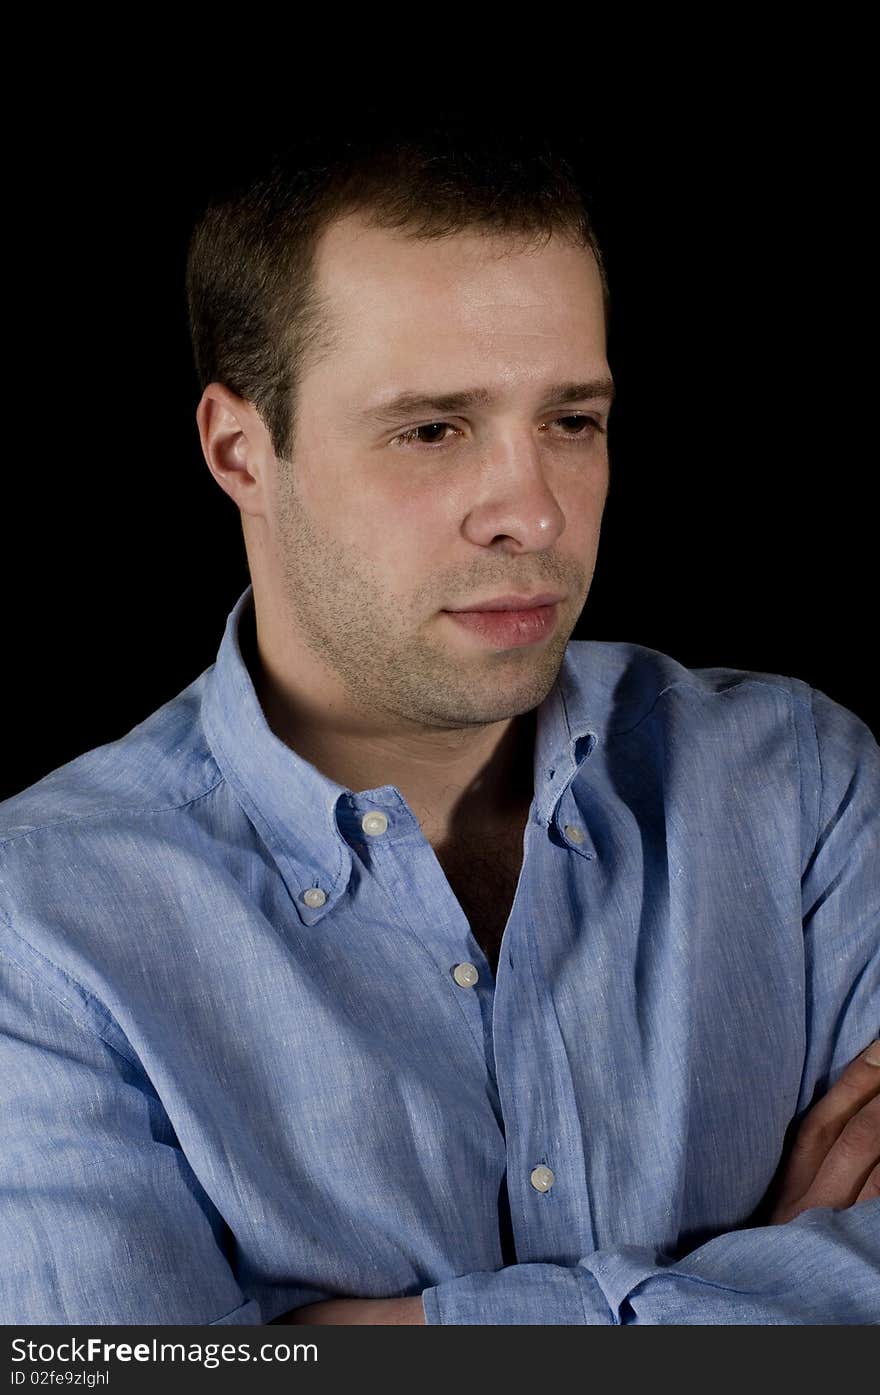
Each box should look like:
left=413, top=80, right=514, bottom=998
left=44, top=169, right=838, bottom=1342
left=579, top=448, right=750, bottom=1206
left=361, top=811, right=389, bottom=837
left=452, top=962, right=479, bottom=988
left=302, top=887, right=327, bottom=908
left=564, top=824, right=585, bottom=844
left=530, top=1165, right=555, bottom=1192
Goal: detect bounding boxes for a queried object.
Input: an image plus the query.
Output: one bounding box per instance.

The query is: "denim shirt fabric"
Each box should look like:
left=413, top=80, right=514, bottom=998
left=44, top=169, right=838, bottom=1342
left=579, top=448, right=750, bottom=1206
left=1, top=584, right=878, bottom=1325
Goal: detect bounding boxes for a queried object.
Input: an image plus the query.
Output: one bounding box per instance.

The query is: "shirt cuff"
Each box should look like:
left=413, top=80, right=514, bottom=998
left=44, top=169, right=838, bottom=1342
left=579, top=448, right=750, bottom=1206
left=421, top=1263, right=612, bottom=1325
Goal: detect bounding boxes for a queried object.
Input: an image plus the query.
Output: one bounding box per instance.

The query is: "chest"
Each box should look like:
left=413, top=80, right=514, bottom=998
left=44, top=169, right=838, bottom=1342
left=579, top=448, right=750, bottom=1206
left=432, top=820, right=526, bottom=976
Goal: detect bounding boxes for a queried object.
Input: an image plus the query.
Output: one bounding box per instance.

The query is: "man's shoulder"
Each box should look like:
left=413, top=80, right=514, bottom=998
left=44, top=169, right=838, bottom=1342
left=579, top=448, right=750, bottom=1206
left=0, top=670, right=222, bottom=853
left=563, top=637, right=876, bottom=763
left=0, top=669, right=245, bottom=1008
left=563, top=636, right=810, bottom=729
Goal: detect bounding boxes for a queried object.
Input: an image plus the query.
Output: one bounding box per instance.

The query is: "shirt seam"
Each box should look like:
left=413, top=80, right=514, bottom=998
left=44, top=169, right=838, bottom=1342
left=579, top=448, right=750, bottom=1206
left=0, top=774, right=227, bottom=850
left=209, top=1297, right=261, bottom=1325
left=786, top=676, right=824, bottom=886
left=808, top=685, right=825, bottom=853
left=0, top=912, right=142, bottom=1071
left=603, top=675, right=814, bottom=741
left=786, top=677, right=805, bottom=884
left=576, top=1268, right=615, bottom=1325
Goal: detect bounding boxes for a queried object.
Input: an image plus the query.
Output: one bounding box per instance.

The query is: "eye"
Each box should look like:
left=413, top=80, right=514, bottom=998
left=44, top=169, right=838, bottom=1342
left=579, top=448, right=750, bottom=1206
left=542, top=414, right=606, bottom=440
left=390, top=415, right=606, bottom=451
left=391, top=422, right=462, bottom=448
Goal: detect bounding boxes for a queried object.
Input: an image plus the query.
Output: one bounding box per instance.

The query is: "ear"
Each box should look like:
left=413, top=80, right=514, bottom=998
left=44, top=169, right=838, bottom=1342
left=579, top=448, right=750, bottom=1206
left=196, top=383, right=274, bottom=518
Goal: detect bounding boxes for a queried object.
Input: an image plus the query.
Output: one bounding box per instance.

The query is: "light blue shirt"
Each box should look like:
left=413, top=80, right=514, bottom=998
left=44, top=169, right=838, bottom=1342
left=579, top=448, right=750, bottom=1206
left=1, top=585, right=878, bottom=1325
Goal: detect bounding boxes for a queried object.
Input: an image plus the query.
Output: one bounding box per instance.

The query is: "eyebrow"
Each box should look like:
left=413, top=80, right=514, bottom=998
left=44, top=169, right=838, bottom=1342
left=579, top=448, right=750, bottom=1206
left=354, top=377, right=616, bottom=427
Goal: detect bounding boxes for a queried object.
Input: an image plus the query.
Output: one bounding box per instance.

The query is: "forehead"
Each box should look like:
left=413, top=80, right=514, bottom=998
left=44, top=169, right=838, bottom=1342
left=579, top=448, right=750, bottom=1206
left=308, top=213, right=606, bottom=394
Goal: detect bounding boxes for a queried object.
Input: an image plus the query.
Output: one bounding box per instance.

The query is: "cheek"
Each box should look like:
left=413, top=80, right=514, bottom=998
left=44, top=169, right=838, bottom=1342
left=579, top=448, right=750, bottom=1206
left=295, top=461, right=449, bottom=584
left=366, top=484, right=451, bottom=579
left=546, top=457, right=607, bottom=523
left=574, top=459, right=610, bottom=524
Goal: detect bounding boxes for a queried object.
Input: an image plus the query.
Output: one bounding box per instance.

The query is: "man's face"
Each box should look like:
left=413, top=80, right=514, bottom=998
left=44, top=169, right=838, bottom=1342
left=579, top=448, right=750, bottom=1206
left=264, top=212, right=612, bottom=732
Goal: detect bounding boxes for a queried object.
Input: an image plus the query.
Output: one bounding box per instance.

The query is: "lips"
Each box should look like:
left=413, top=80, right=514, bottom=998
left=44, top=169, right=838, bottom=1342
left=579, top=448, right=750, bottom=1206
left=444, top=601, right=561, bottom=649
left=447, top=592, right=565, bottom=613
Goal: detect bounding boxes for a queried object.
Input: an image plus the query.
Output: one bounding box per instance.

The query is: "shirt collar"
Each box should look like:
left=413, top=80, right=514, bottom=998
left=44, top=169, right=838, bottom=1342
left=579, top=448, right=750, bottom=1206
left=202, top=585, right=602, bottom=926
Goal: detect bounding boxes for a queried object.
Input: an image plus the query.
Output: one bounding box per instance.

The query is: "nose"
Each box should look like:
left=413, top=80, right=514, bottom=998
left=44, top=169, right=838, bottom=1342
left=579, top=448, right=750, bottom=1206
left=459, top=433, right=567, bottom=553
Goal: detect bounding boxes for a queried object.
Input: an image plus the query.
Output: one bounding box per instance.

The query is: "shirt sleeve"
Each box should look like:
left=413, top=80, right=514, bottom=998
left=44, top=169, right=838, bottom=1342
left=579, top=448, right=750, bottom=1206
left=423, top=683, right=880, bottom=1325
left=0, top=941, right=263, bottom=1325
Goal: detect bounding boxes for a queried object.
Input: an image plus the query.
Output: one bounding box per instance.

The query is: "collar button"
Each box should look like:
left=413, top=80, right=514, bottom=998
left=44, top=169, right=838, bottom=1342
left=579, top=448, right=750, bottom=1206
left=361, top=811, right=389, bottom=837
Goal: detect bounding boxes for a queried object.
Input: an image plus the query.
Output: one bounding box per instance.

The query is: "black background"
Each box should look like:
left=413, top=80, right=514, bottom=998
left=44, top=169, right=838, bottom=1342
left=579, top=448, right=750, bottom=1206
left=4, top=81, right=875, bottom=804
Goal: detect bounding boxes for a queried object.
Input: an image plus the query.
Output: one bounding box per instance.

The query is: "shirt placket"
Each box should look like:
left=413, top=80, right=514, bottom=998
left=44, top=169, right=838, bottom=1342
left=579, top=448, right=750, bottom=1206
left=340, top=789, right=504, bottom=1108
left=491, top=804, right=599, bottom=1266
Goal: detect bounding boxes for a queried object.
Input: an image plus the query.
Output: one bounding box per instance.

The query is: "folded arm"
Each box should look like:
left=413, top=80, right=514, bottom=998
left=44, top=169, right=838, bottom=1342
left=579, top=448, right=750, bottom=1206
left=0, top=942, right=261, bottom=1326
left=281, top=1049, right=880, bottom=1328
left=293, top=685, right=880, bottom=1326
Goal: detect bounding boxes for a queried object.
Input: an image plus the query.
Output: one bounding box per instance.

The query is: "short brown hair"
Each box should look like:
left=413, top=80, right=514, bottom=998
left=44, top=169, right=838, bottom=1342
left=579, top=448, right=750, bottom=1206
left=186, top=120, right=609, bottom=462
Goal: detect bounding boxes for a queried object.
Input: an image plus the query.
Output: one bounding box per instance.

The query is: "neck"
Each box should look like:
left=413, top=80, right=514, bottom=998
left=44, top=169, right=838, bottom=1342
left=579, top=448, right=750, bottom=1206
left=241, top=603, right=537, bottom=840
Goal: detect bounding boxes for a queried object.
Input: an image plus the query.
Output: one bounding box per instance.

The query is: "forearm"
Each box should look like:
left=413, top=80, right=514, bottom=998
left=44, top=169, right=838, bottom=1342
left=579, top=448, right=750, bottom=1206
left=272, top=1297, right=426, bottom=1325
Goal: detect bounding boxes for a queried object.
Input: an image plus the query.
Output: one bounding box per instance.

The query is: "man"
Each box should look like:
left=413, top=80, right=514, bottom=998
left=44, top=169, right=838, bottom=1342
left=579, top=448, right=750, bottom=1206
left=1, top=127, right=878, bottom=1326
